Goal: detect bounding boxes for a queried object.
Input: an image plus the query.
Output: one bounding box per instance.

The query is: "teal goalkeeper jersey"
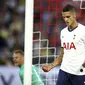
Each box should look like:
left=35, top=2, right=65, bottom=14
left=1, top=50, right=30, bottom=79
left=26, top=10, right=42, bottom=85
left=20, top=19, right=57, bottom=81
left=32, top=65, right=44, bottom=85
left=19, top=65, right=44, bottom=85
left=19, top=64, right=24, bottom=84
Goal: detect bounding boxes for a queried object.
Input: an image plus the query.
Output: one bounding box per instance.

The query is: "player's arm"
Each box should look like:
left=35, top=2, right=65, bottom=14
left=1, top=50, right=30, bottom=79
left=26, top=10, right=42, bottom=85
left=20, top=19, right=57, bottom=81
left=50, top=47, right=64, bottom=68
left=42, top=47, right=64, bottom=72
left=82, top=62, right=85, bottom=67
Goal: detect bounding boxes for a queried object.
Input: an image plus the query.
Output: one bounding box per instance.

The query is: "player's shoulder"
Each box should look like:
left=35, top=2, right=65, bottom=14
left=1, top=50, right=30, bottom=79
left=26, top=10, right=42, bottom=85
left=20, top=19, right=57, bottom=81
left=60, top=26, right=68, bottom=34
left=78, top=23, right=85, bottom=32
left=78, top=23, right=85, bottom=28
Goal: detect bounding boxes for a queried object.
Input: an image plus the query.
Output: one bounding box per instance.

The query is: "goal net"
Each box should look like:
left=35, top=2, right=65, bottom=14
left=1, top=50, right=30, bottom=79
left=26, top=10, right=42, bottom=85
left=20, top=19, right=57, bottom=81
left=32, top=31, right=60, bottom=85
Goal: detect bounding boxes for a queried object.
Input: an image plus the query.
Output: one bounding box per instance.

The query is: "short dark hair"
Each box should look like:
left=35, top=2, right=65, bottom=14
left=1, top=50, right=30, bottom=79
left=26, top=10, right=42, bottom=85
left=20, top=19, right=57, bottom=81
left=14, top=50, right=24, bottom=56
left=62, top=4, right=76, bottom=12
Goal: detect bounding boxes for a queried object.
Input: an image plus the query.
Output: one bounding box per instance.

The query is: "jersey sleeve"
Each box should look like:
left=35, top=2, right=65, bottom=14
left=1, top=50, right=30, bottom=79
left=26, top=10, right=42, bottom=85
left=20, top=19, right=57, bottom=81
left=19, top=65, right=24, bottom=84
left=32, top=65, right=44, bottom=85
left=82, top=30, right=85, bottom=44
left=60, top=31, right=63, bottom=48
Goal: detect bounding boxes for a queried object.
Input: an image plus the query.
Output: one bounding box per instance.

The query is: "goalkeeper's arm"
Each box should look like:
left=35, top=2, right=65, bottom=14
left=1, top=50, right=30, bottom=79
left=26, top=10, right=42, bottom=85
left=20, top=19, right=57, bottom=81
left=32, top=65, right=45, bottom=85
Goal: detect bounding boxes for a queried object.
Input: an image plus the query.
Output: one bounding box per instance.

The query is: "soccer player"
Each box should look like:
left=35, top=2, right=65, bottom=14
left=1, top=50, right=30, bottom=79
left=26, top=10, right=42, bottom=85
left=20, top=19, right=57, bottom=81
left=13, top=50, right=24, bottom=84
left=13, top=50, right=44, bottom=85
left=42, top=4, right=85, bottom=85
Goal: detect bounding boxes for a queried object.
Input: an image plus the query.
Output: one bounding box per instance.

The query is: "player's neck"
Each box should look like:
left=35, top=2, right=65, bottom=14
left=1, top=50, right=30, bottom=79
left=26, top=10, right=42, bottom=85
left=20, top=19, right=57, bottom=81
left=69, top=21, right=78, bottom=30
left=19, top=64, right=24, bottom=68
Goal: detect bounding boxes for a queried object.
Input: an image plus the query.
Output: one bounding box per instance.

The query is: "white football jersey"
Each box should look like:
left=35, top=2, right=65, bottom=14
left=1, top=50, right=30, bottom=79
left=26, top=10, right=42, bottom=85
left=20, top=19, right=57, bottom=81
left=60, top=23, right=85, bottom=75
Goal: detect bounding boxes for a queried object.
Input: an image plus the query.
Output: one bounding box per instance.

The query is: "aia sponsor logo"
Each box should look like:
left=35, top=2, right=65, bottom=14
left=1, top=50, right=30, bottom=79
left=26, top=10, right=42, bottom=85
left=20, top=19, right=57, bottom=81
left=63, top=42, right=76, bottom=50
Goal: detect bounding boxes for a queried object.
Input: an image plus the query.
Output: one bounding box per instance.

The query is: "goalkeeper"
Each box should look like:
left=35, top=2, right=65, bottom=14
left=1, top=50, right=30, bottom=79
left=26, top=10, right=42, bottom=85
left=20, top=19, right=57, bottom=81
left=13, top=50, right=44, bottom=85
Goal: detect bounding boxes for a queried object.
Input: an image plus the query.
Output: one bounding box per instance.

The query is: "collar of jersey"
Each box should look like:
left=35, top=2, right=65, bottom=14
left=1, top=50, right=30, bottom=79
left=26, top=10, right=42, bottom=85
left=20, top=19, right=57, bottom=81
left=20, top=64, right=24, bottom=69
left=68, top=25, right=78, bottom=32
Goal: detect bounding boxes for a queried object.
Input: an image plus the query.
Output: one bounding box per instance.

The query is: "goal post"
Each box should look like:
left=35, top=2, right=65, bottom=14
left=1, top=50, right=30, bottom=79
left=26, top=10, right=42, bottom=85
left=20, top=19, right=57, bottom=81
left=24, top=0, right=34, bottom=85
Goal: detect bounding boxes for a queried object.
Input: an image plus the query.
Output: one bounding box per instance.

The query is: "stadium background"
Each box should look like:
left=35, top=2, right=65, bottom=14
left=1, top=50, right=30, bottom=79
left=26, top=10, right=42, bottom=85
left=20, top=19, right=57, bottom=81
left=0, top=0, right=25, bottom=65
left=0, top=0, right=85, bottom=85
left=0, top=0, right=24, bottom=85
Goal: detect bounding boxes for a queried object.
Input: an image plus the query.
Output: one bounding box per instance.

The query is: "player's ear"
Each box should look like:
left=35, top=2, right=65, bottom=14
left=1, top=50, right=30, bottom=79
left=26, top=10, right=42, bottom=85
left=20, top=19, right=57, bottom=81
left=73, top=12, right=76, bottom=18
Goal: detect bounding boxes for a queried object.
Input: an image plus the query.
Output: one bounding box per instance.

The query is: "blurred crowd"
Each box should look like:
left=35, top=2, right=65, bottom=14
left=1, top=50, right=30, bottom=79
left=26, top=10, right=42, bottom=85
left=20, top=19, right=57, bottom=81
left=0, top=0, right=25, bottom=66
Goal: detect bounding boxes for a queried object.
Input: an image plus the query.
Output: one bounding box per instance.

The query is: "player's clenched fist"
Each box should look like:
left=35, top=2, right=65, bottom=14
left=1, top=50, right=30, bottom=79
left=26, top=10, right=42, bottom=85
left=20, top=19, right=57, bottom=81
left=42, top=64, right=52, bottom=72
